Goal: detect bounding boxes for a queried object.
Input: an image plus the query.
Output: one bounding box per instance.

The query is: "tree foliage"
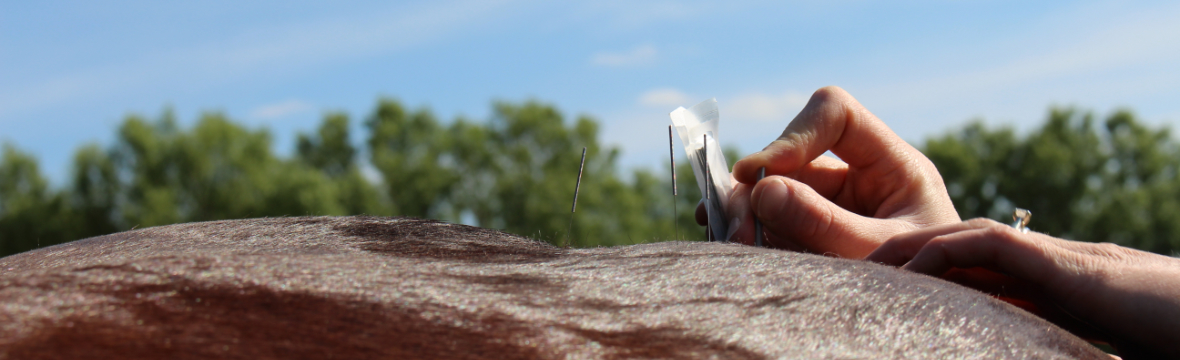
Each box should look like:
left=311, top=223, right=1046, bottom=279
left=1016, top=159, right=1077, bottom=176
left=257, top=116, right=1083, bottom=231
left=6, top=100, right=1173, bottom=258
left=0, top=143, right=73, bottom=255
left=0, top=99, right=708, bottom=256
left=924, top=108, right=1180, bottom=254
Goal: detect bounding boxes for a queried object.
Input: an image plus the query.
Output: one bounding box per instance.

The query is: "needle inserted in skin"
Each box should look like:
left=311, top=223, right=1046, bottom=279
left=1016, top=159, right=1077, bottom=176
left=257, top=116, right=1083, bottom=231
left=704, top=134, right=712, bottom=242
left=669, top=126, right=678, bottom=240
left=565, top=147, right=587, bottom=247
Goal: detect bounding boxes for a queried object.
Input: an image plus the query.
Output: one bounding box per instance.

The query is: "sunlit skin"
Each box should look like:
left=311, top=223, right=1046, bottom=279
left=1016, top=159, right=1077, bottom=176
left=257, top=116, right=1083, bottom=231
left=868, top=218, right=1180, bottom=357
left=699, top=86, right=961, bottom=256
left=698, top=86, right=1180, bottom=357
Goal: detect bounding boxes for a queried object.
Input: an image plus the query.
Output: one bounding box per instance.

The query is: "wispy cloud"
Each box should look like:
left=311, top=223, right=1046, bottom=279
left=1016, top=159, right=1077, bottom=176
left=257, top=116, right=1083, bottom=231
left=724, top=91, right=809, bottom=123
left=591, top=45, right=658, bottom=67
left=866, top=2, right=1180, bottom=111
left=573, top=1, right=702, bottom=31
left=636, top=88, right=808, bottom=122
left=836, top=2, right=1180, bottom=143
left=614, top=88, right=808, bottom=167
left=0, top=0, right=523, bottom=119
left=249, top=100, right=314, bottom=120
left=638, top=88, right=692, bottom=107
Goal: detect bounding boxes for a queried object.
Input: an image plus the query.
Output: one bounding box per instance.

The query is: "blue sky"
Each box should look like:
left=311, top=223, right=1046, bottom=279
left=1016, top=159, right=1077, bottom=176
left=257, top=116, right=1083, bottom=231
left=3, top=1, right=1180, bottom=182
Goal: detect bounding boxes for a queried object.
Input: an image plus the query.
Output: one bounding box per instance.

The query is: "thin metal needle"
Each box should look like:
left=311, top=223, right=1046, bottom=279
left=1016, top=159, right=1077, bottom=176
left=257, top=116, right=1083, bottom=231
left=755, top=167, right=766, bottom=247
left=704, top=134, right=712, bottom=242
left=572, top=147, right=587, bottom=212
left=669, top=126, right=678, bottom=240
left=565, top=147, right=587, bottom=247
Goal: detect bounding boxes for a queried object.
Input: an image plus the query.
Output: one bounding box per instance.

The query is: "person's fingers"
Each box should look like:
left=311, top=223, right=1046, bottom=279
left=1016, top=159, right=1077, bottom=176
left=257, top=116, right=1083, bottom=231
left=872, top=220, right=1180, bottom=356
left=751, top=175, right=910, bottom=258
left=724, top=181, right=754, bottom=244
left=872, top=222, right=1125, bottom=343
left=898, top=221, right=1062, bottom=287
left=785, top=155, right=847, bottom=200
left=865, top=220, right=999, bottom=266
left=733, top=86, right=922, bottom=184
left=873, top=231, right=1057, bottom=312
left=762, top=230, right=808, bottom=252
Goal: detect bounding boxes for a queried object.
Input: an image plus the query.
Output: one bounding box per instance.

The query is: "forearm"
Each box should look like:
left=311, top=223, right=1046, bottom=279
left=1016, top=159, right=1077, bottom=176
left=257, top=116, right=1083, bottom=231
left=1069, top=257, right=1180, bottom=356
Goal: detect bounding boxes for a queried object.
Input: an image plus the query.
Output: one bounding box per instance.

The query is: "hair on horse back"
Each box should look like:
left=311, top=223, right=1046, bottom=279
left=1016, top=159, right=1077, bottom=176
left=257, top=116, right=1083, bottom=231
left=0, top=216, right=1107, bottom=359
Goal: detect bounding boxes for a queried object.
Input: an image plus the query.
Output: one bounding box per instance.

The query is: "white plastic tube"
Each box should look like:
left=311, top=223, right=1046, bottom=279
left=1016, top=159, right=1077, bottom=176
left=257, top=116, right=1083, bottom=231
left=670, top=98, right=732, bottom=242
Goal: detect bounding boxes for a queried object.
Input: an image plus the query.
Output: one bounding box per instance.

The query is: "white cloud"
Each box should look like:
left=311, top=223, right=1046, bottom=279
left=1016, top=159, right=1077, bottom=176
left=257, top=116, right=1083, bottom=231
left=574, top=1, right=702, bottom=31
left=591, top=45, right=658, bottom=67
left=841, top=2, right=1180, bottom=143
left=638, top=88, right=692, bottom=107
left=723, top=91, right=809, bottom=122
left=636, top=88, right=810, bottom=121
left=865, top=2, right=1180, bottom=111
left=0, top=0, right=522, bottom=119
left=249, top=100, right=314, bottom=120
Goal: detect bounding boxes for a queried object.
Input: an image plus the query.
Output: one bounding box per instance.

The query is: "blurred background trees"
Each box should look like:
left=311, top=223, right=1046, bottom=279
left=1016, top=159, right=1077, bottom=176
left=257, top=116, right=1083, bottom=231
left=3, top=100, right=1179, bottom=257
left=926, top=108, right=1180, bottom=255
left=0, top=98, right=709, bottom=256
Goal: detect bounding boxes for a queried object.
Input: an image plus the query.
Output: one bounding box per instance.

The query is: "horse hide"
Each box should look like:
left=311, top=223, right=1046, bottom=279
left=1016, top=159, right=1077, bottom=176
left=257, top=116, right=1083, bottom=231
left=0, top=216, right=1107, bottom=359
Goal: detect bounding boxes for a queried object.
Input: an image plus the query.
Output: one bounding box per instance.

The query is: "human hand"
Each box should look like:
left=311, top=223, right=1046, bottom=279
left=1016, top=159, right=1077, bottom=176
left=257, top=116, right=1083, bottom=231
left=867, top=218, right=1180, bottom=358
left=711, top=86, right=960, bottom=258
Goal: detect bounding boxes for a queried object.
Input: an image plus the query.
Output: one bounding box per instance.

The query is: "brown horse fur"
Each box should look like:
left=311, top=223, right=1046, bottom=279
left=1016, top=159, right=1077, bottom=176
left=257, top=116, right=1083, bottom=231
left=0, top=216, right=1107, bottom=359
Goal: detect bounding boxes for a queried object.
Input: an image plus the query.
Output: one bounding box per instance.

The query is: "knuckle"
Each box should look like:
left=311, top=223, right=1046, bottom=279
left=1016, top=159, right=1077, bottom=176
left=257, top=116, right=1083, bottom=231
left=1094, top=242, right=1122, bottom=252
left=812, top=205, right=837, bottom=241
left=981, top=225, right=1020, bottom=243
left=964, top=218, right=998, bottom=228
left=1091, top=242, right=1134, bottom=260
left=914, top=157, right=947, bottom=184
left=790, top=207, right=822, bottom=241
left=883, top=231, right=908, bottom=245
left=926, top=234, right=952, bottom=248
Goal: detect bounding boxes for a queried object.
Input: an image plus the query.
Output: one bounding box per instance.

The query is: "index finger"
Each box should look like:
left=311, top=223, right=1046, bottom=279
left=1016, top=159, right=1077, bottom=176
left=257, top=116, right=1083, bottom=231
left=866, top=219, right=999, bottom=264
left=732, top=86, right=921, bottom=184
left=870, top=219, right=1064, bottom=287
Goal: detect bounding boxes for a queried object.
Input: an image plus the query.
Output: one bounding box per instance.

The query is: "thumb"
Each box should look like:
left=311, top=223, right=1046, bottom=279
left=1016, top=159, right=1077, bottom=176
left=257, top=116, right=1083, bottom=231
left=751, top=176, right=902, bottom=258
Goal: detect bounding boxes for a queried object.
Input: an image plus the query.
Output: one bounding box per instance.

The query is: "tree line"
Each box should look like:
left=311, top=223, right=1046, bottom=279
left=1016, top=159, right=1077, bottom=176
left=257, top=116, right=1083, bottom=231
left=0, top=99, right=716, bottom=256
left=2, top=99, right=1179, bottom=257
left=927, top=108, right=1180, bottom=255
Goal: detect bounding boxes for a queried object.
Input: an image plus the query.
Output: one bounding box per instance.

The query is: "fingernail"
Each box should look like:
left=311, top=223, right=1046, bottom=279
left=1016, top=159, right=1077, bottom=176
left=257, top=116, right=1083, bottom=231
left=725, top=217, right=740, bottom=242
left=756, top=179, right=788, bottom=219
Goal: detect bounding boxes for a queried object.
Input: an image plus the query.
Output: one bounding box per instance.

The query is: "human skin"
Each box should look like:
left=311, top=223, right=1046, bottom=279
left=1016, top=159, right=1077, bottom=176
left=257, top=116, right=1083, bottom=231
left=699, top=86, right=961, bottom=257
left=703, top=86, right=1179, bottom=357
left=0, top=217, right=1110, bottom=359
left=867, top=219, right=1180, bottom=358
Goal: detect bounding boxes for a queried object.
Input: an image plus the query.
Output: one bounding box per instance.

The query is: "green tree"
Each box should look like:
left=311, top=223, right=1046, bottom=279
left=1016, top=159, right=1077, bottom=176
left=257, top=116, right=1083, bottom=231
left=924, top=108, right=1180, bottom=254
left=86, top=109, right=365, bottom=231
left=474, top=101, right=609, bottom=243
left=297, top=112, right=385, bottom=215
left=0, top=143, right=73, bottom=255
left=362, top=98, right=713, bottom=246
left=1075, top=111, right=1180, bottom=253
left=0, top=97, right=741, bottom=257
left=69, top=144, right=121, bottom=238
left=298, top=112, right=356, bottom=177
left=366, top=99, right=460, bottom=219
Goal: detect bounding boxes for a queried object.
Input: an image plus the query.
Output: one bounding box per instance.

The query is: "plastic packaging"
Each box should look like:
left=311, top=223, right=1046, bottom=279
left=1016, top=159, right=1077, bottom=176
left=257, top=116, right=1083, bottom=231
left=670, top=98, right=732, bottom=242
